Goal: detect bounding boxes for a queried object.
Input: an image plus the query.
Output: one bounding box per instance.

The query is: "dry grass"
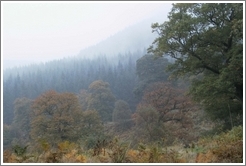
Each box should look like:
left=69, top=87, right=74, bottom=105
left=3, top=126, right=243, bottom=163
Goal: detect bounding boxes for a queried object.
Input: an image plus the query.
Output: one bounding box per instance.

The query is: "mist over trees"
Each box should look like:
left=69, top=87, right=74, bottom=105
left=3, top=3, right=243, bottom=163
left=3, top=50, right=144, bottom=125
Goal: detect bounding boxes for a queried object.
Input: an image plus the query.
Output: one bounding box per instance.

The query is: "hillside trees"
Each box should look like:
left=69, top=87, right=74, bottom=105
left=30, top=90, right=83, bottom=146
left=148, top=3, right=243, bottom=129
left=3, top=50, right=142, bottom=125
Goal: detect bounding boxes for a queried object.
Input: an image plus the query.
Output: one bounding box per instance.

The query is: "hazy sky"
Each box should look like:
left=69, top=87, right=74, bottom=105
left=2, top=1, right=172, bottom=64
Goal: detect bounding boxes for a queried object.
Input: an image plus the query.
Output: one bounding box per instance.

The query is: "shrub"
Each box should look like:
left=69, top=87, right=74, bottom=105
left=196, top=125, right=243, bottom=163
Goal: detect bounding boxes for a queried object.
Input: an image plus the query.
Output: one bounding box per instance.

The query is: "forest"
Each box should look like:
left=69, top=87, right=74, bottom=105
left=2, top=3, right=243, bottom=163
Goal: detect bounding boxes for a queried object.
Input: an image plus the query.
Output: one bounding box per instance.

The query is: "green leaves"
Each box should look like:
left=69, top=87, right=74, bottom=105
left=149, top=3, right=243, bottom=130
left=12, top=145, right=28, bottom=156
left=87, top=80, right=116, bottom=122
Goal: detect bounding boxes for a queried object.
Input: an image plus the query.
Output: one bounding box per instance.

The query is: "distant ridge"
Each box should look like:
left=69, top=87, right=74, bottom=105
left=76, top=9, right=169, bottom=59
left=3, top=8, right=169, bottom=70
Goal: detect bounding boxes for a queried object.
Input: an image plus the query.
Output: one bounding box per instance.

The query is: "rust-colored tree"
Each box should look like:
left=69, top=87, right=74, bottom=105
left=142, top=82, right=194, bottom=124
left=137, top=82, right=198, bottom=144
left=30, top=90, right=83, bottom=147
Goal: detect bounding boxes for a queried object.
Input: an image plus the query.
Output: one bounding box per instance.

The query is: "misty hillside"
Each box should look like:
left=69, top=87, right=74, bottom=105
left=3, top=10, right=166, bottom=70
left=3, top=3, right=243, bottom=164
left=76, top=18, right=157, bottom=59
left=76, top=8, right=168, bottom=60
left=3, top=12, right=168, bottom=125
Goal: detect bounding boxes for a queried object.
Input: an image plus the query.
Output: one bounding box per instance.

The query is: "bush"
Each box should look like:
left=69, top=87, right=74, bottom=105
left=196, top=125, right=243, bottom=163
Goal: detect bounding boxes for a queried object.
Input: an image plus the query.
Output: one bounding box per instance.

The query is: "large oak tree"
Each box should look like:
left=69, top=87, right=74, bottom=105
left=30, top=90, right=83, bottom=145
left=148, top=3, right=243, bottom=129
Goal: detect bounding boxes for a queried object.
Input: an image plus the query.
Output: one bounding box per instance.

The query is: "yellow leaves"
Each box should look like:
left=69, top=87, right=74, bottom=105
left=58, top=141, right=76, bottom=153
left=61, top=149, right=87, bottom=163
left=126, top=149, right=148, bottom=163
left=38, top=139, right=50, bottom=152
left=75, top=154, right=87, bottom=163
left=89, top=80, right=109, bottom=91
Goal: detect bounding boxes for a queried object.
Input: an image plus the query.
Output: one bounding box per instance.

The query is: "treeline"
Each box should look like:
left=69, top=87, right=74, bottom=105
left=4, top=51, right=200, bottom=153
left=3, top=49, right=146, bottom=125
left=3, top=55, right=202, bottom=157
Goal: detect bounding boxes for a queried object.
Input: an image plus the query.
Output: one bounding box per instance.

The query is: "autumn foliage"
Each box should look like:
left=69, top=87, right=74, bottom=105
left=30, top=90, right=83, bottom=147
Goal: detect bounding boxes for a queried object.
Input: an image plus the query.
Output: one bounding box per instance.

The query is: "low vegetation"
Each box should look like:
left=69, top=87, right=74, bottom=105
left=3, top=125, right=243, bottom=163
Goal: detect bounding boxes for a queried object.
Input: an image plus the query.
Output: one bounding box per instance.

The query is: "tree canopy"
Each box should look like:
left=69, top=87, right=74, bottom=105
left=87, top=80, right=116, bottom=122
left=148, top=3, right=243, bottom=129
left=30, top=90, right=83, bottom=145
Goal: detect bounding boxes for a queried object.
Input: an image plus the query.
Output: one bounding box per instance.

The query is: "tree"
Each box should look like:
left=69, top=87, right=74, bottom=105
left=142, top=82, right=194, bottom=123
left=80, top=110, right=105, bottom=149
left=81, top=110, right=103, bottom=137
left=112, top=100, right=132, bottom=131
left=139, top=82, right=196, bottom=143
left=134, top=54, right=170, bottom=98
left=30, top=90, right=83, bottom=146
left=132, top=105, right=167, bottom=143
left=12, top=98, right=33, bottom=145
left=87, top=80, right=116, bottom=122
left=148, top=3, right=243, bottom=129
left=77, top=89, right=90, bottom=111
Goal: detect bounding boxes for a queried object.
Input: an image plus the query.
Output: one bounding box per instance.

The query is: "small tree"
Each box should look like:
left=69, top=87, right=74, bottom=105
left=133, top=105, right=167, bottom=143
left=9, top=97, right=33, bottom=147
left=112, top=100, right=132, bottom=131
left=87, top=80, right=116, bottom=122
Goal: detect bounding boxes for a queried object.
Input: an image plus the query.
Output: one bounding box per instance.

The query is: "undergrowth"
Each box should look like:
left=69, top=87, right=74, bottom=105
left=3, top=126, right=243, bottom=163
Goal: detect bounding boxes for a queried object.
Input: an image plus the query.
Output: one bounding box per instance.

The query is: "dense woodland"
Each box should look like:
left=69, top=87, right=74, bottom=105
left=3, top=3, right=243, bottom=163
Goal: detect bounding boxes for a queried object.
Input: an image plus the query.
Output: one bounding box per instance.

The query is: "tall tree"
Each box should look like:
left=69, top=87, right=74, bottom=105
left=148, top=3, right=243, bottom=129
left=134, top=54, right=170, bottom=98
left=12, top=98, right=33, bottom=144
left=87, top=80, right=116, bottom=122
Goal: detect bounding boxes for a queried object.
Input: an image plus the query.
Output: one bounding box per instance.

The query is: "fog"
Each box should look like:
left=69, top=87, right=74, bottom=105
left=2, top=1, right=172, bottom=69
